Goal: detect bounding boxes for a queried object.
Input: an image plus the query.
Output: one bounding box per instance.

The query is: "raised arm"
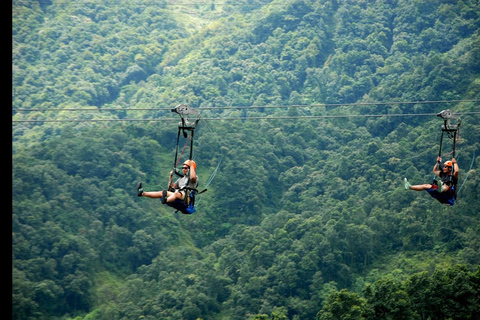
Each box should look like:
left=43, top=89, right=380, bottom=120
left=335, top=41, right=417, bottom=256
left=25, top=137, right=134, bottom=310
left=189, top=164, right=197, bottom=183
left=433, top=156, right=442, bottom=176
left=451, top=157, right=459, bottom=179
left=185, top=160, right=197, bottom=184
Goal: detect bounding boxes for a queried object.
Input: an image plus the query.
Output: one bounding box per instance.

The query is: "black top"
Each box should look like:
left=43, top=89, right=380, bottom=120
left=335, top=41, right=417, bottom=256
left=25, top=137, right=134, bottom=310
left=439, top=170, right=457, bottom=186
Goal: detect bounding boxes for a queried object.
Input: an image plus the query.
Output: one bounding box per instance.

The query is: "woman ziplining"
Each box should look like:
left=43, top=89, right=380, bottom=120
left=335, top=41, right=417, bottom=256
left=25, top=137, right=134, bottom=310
left=404, top=157, right=459, bottom=206
left=404, top=110, right=461, bottom=206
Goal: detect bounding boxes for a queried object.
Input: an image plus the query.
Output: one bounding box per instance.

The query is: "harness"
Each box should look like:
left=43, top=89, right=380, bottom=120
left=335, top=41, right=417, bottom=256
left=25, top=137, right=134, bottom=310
left=167, top=174, right=200, bottom=215
left=167, top=180, right=207, bottom=214
left=167, top=186, right=199, bottom=215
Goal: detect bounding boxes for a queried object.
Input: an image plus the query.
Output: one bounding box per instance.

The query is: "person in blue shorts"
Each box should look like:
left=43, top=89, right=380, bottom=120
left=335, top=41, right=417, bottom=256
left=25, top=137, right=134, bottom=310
left=404, top=157, right=459, bottom=205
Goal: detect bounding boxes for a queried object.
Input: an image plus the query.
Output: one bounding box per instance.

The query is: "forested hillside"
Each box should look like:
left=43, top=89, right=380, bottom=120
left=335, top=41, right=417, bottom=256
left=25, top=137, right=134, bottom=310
left=12, top=0, right=480, bottom=319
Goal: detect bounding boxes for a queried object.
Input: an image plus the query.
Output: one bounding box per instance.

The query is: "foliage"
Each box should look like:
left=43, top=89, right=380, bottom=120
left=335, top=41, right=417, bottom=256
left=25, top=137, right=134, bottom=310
left=318, top=265, right=480, bottom=320
left=12, top=0, right=480, bottom=319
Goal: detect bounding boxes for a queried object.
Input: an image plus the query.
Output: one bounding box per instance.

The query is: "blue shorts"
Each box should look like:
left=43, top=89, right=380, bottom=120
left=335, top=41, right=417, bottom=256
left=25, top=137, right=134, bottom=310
left=426, top=184, right=455, bottom=206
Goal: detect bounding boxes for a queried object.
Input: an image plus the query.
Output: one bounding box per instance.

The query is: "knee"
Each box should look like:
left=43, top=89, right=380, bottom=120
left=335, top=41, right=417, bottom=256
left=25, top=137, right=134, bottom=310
left=172, top=191, right=183, bottom=200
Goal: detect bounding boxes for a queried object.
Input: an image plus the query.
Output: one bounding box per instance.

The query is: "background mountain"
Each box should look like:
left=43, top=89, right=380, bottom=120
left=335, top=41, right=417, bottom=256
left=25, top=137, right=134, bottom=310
left=12, top=0, right=480, bottom=319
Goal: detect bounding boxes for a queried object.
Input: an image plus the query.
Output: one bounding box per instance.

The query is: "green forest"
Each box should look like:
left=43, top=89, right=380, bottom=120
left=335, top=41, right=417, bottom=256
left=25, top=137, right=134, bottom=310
left=12, top=0, right=480, bottom=319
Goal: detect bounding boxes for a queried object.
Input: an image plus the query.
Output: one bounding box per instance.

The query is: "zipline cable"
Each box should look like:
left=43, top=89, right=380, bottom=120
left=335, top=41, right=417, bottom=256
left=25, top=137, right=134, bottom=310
left=12, top=99, right=480, bottom=113
left=188, top=117, right=224, bottom=214
left=199, top=118, right=224, bottom=190
left=11, top=111, right=480, bottom=123
left=457, top=151, right=476, bottom=195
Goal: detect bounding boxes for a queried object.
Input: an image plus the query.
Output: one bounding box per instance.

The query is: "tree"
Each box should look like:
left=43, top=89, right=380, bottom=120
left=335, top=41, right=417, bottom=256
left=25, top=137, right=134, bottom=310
left=426, top=266, right=480, bottom=320
left=317, top=289, right=370, bottom=320
left=363, top=278, right=415, bottom=320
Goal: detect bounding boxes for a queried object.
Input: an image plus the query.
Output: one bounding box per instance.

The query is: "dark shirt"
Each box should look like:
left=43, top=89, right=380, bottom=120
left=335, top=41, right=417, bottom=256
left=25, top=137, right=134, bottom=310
left=439, top=171, right=457, bottom=186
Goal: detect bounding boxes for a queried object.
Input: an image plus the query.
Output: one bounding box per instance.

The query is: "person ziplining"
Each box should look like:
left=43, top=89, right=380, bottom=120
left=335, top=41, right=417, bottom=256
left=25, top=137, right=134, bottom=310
left=137, top=104, right=205, bottom=214
left=404, top=110, right=461, bottom=206
left=404, top=156, right=459, bottom=206
left=137, top=159, right=199, bottom=212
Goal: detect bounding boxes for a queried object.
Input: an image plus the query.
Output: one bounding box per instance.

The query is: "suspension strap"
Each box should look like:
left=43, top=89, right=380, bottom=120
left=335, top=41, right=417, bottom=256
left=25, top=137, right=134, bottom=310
left=176, top=133, right=192, bottom=168
left=437, top=129, right=445, bottom=172
left=452, top=129, right=457, bottom=158
left=189, top=126, right=195, bottom=160
left=173, top=127, right=182, bottom=169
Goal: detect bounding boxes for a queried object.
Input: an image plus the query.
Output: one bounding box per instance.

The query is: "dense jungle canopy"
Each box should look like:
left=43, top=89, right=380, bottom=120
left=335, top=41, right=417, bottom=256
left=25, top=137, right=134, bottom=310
left=12, top=0, right=480, bottom=319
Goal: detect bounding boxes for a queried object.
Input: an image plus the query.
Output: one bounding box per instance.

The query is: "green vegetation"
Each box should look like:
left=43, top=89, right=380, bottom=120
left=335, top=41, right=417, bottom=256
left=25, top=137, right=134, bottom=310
left=12, top=0, right=480, bottom=319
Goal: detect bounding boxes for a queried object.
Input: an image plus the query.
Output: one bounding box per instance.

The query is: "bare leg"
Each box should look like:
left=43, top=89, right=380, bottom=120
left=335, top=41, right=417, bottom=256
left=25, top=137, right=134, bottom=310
left=166, top=191, right=185, bottom=203
left=142, top=191, right=165, bottom=198
left=142, top=190, right=187, bottom=204
left=409, top=184, right=433, bottom=191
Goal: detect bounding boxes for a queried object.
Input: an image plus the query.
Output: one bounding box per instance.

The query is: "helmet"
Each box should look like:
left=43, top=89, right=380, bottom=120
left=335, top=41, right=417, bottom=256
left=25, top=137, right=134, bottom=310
left=443, top=161, right=453, bottom=167
left=183, top=160, right=197, bottom=170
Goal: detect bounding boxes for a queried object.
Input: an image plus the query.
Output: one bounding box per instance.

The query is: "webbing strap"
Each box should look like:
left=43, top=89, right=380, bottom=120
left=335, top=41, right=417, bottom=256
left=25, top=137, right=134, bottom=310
left=189, top=128, right=194, bottom=160
left=173, top=127, right=181, bottom=169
